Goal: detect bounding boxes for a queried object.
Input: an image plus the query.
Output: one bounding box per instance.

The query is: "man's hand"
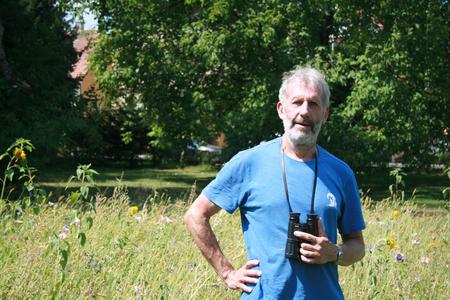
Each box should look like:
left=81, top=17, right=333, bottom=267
left=294, top=219, right=338, bottom=264
left=223, top=259, right=262, bottom=293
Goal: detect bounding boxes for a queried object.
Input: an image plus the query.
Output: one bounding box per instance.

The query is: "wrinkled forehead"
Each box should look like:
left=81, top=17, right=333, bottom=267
left=285, top=79, right=321, bottom=100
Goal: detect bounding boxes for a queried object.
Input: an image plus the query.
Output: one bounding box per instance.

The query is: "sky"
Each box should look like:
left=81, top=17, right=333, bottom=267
left=83, top=10, right=97, bottom=30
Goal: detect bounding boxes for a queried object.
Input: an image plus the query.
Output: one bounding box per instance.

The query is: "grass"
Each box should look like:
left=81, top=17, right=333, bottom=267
left=0, top=189, right=448, bottom=299
left=37, top=164, right=449, bottom=208
left=37, top=164, right=219, bottom=203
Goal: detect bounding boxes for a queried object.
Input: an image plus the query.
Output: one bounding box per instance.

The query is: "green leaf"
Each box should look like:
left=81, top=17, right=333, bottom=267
left=70, top=192, right=81, bottom=204
left=85, top=216, right=94, bottom=230
left=60, top=249, right=69, bottom=270
left=78, top=232, right=86, bottom=247
left=5, top=168, right=14, bottom=181
left=80, top=186, right=89, bottom=199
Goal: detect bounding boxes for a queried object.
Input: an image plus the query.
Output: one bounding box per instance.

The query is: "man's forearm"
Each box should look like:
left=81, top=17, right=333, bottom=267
left=338, top=235, right=365, bottom=266
left=184, top=212, right=235, bottom=280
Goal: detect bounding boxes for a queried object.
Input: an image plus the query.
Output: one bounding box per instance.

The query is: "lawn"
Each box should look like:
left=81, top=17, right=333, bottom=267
left=37, top=164, right=449, bottom=208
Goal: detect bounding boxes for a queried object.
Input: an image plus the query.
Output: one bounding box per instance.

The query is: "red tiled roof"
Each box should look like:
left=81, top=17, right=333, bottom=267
left=70, top=50, right=89, bottom=78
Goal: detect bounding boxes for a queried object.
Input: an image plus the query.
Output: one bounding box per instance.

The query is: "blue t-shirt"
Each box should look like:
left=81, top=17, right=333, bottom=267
left=203, top=138, right=366, bottom=300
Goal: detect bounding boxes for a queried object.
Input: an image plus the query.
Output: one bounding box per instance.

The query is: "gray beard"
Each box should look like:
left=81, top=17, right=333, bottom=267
left=283, top=119, right=322, bottom=150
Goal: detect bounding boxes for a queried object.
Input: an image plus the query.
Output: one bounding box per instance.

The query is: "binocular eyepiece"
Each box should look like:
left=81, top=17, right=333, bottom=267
left=285, top=212, right=319, bottom=261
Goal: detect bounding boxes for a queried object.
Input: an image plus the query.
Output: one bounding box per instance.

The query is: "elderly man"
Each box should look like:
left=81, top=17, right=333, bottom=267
left=185, top=67, right=366, bottom=299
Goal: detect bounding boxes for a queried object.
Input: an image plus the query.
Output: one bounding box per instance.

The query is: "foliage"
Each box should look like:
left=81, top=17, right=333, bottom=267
left=70, top=0, right=449, bottom=167
left=387, top=168, right=407, bottom=202
left=0, top=0, right=83, bottom=161
left=320, top=0, right=450, bottom=169
left=66, top=163, right=99, bottom=210
left=0, top=138, right=47, bottom=217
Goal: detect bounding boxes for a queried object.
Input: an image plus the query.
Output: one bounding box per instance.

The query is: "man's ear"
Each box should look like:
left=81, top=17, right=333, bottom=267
left=277, top=100, right=284, bottom=119
left=323, top=107, right=330, bottom=123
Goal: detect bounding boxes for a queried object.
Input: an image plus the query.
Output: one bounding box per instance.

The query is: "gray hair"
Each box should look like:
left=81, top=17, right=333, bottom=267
left=278, top=67, right=330, bottom=107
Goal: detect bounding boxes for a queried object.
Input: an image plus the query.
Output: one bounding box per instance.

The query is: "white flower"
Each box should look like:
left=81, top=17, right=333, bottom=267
left=134, top=285, right=144, bottom=296
left=58, top=232, right=68, bottom=239
left=420, top=256, right=430, bottom=264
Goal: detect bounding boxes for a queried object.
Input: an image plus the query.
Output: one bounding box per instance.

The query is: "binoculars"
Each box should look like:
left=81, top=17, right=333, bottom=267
left=285, top=212, right=319, bottom=261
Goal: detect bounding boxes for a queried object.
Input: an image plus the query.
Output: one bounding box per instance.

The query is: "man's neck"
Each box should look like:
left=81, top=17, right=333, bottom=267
left=282, top=135, right=317, bottom=161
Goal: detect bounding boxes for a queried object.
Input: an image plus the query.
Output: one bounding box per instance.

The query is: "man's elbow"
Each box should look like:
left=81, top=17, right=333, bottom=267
left=184, top=206, right=196, bottom=229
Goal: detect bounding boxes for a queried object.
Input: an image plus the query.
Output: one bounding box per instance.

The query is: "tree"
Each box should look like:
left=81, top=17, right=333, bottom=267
left=0, top=0, right=80, bottom=161
left=84, top=0, right=449, bottom=168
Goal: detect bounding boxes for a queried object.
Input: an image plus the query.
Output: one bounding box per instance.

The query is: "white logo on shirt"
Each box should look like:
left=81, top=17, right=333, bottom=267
left=327, top=192, right=336, bottom=207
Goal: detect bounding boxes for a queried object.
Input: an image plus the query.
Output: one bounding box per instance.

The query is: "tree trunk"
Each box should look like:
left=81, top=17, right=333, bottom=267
left=0, top=18, right=13, bottom=81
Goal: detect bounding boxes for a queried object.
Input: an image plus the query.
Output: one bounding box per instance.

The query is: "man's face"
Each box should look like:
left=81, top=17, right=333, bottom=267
left=277, top=81, right=329, bottom=148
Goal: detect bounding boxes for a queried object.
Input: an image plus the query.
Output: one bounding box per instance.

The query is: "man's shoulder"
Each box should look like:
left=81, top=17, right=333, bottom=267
left=230, top=137, right=280, bottom=162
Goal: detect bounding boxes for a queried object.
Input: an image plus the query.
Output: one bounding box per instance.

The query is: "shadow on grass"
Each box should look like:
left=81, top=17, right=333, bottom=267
left=36, top=164, right=448, bottom=208
left=357, top=170, right=449, bottom=208
left=37, top=164, right=218, bottom=204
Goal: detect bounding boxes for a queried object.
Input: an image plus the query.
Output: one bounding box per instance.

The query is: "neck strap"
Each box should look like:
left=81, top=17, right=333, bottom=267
left=281, top=141, right=319, bottom=213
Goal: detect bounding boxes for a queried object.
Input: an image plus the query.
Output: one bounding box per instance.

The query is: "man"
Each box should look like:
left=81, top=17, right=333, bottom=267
left=184, top=67, right=366, bottom=299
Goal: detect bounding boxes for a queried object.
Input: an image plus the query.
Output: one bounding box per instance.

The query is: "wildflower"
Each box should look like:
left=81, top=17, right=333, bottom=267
left=63, top=224, right=70, bottom=232
left=386, top=238, right=395, bottom=250
left=14, top=147, right=22, bottom=159
left=392, top=210, right=400, bottom=218
left=58, top=232, right=68, bottom=239
left=160, top=215, right=173, bottom=224
left=134, top=215, right=143, bottom=223
left=73, top=217, right=80, bottom=227
left=428, top=242, right=437, bottom=249
left=366, top=244, right=374, bottom=253
left=420, top=256, right=430, bottom=264
left=134, top=285, right=144, bottom=296
left=411, top=239, right=420, bottom=245
left=20, top=151, right=27, bottom=160
left=378, top=221, right=389, bottom=227
left=129, top=206, right=138, bottom=216
left=395, top=253, right=405, bottom=262
left=415, top=276, right=421, bottom=282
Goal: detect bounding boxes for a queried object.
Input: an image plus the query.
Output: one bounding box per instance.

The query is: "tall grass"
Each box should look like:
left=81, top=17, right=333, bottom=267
left=1, top=186, right=448, bottom=299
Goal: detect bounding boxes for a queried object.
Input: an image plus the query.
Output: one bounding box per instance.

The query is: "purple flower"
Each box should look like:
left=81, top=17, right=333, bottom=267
left=411, top=239, right=420, bottom=245
left=395, top=253, right=405, bottom=262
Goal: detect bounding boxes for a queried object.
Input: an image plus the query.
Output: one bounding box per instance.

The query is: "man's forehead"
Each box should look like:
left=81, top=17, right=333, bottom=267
left=286, top=80, right=320, bottom=99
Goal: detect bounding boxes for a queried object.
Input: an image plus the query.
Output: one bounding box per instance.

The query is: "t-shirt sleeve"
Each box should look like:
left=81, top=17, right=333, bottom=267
left=202, top=152, right=248, bottom=214
left=338, top=169, right=366, bottom=235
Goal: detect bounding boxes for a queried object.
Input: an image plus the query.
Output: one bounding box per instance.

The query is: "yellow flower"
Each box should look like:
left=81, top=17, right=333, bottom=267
left=392, top=210, right=400, bottom=218
left=14, top=147, right=22, bottom=160
left=428, top=242, right=437, bottom=249
left=387, top=238, right=395, bottom=250
left=129, top=206, right=138, bottom=216
left=20, top=151, right=27, bottom=160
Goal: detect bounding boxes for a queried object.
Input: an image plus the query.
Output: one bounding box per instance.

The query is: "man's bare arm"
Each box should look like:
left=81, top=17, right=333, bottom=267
left=184, top=193, right=261, bottom=292
left=338, top=232, right=365, bottom=266
left=295, top=219, right=365, bottom=265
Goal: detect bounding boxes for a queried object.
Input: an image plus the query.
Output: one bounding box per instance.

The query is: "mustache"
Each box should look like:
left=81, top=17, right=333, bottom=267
left=291, top=118, right=314, bottom=127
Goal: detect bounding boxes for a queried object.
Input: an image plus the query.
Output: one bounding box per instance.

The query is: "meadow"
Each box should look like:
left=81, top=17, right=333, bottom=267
left=1, top=142, right=449, bottom=299
left=1, top=181, right=449, bottom=299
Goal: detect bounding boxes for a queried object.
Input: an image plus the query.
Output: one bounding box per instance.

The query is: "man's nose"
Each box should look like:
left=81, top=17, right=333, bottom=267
left=298, top=101, right=310, bottom=116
